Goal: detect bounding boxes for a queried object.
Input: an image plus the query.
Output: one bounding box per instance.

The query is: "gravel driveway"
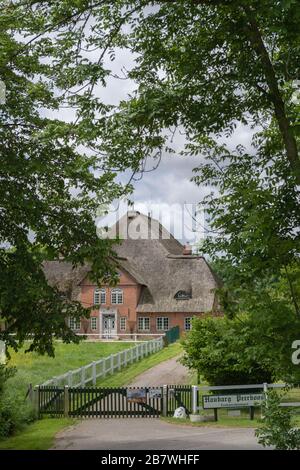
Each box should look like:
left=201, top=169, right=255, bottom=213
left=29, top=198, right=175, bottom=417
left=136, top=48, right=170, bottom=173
left=128, top=355, right=191, bottom=386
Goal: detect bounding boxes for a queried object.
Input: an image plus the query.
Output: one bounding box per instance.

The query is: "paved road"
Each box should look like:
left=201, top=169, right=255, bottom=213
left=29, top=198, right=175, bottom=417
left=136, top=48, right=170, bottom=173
left=128, top=355, right=191, bottom=386
left=53, top=418, right=263, bottom=450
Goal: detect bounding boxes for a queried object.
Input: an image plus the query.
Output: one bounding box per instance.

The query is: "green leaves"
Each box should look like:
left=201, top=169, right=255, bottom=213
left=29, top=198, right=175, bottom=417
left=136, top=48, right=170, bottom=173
left=0, top=1, right=134, bottom=354
left=256, top=390, right=300, bottom=450
left=181, top=315, right=273, bottom=385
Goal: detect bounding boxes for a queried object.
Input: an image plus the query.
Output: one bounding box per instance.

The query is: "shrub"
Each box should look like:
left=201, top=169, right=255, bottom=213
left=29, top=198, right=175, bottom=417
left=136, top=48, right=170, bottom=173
left=0, top=364, right=35, bottom=439
left=256, top=390, right=300, bottom=450
left=181, top=315, right=273, bottom=385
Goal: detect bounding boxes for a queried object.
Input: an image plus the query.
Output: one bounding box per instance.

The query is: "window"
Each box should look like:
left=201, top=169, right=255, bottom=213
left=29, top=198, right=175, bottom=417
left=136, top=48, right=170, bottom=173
left=90, top=317, right=97, bottom=330
left=120, top=317, right=126, bottom=331
left=94, top=288, right=106, bottom=305
left=156, top=317, right=169, bottom=331
left=69, top=317, right=81, bottom=331
left=111, top=288, right=123, bottom=304
left=138, top=317, right=150, bottom=331
left=184, top=317, right=192, bottom=331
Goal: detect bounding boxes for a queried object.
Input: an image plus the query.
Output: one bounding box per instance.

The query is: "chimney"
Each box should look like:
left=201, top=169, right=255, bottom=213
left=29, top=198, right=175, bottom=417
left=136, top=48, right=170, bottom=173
left=127, top=210, right=140, bottom=219
left=183, top=244, right=192, bottom=255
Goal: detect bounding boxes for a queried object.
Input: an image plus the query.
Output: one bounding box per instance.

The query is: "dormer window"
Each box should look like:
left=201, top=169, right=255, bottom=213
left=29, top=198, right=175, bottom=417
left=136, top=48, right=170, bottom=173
left=174, top=290, right=191, bottom=300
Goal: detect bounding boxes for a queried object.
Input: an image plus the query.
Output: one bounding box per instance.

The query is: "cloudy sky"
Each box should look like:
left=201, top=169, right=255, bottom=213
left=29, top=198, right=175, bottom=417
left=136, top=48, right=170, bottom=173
left=52, top=41, right=254, bottom=244
left=92, top=47, right=255, bottom=244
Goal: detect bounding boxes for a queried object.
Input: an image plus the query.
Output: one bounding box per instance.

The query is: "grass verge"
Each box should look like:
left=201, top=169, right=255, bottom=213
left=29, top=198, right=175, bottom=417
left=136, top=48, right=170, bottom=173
left=162, top=409, right=300, bottom=429
left=161, top=415, right=260, bottom=428
left=0, top=419, right=77, bottom=450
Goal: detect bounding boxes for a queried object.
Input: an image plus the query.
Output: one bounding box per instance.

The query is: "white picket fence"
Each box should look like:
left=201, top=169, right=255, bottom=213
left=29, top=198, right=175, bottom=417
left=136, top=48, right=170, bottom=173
left=40, top=336, right=164, bottom=388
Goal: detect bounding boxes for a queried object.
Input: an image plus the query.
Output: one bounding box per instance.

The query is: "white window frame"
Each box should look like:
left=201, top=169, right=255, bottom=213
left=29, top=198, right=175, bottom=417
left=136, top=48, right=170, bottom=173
left=90, top=317, right=98, bottom=331
left=94, top=288, right=106, bottom=305
left=138, top=317, right=150, bottom=331
left=120, top=317, right=126, bottom=331
left=184, top=317, right=192, bottom=331
left=69, top=317, right=81, bottom=331
left=111, top=288, right=123, bottom=305
left=156, top=317, right=169, bottom=331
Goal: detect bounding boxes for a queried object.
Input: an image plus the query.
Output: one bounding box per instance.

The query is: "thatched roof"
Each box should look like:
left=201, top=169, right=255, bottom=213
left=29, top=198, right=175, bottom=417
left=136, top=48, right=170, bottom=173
left=111, top=212, right=220, bottom=313
left=42, top=260, right=90, bottom=301
left=43, top=211, right=221, bottom=312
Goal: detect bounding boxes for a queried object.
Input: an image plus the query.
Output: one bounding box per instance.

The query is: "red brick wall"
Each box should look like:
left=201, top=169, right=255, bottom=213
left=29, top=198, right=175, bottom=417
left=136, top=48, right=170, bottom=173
left=78, top=269, right=141, bottom=335
left=136, top=312, right=208, bottom=335
left=73, top=272, right=219, bottom=337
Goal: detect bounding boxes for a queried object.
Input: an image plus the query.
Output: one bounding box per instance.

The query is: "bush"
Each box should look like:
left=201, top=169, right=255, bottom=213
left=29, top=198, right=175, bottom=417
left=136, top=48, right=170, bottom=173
left=0, top=394, right=35, bottom=438
left=181, top=315, right=273, bottom=386
left=0, top=364, right=16, bottom=393
left=0, top=364, right=35, bottom=439
left=256, top=390, right=300, bottom=450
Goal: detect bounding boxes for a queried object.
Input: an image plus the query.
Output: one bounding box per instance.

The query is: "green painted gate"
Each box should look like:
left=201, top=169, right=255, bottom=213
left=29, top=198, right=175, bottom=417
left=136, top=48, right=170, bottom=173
left=164, top=326, right=180, bottom=345
left=38, top=385, right=192, bottom=418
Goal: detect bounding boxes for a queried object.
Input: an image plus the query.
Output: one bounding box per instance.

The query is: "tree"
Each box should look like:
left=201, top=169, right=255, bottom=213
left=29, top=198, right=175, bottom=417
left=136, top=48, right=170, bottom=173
left=1, top=1, right=299, bottom=354
left=0, top=1, right=134, bottom=355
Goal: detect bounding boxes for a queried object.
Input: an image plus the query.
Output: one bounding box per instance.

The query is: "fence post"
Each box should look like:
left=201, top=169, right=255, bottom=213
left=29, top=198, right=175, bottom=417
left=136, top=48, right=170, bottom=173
left=81, top=366, right=86, bottom=386
left=34, top=385, right=39, bottom=418
left=162, top=385, right=168, bottom=417
left=64, top=385, right=69, bottom=418
left=92, top=361, right=96, bottom=385
left=130, top=347, right=134, bottom=364
left=103, top=358, right=107, bottom=377
left=192, top=385, right=198, bottom=415
left=27, top=383, right=33, bottom=403
left=262, top=382, right=268, bottom=418
left=67, top=371, right=72, bottom=387
left=110, top=354, right=114, bottom=374
left=124, top=350, right=127, bottom=367
left=118, top=352, right=121, bottom=371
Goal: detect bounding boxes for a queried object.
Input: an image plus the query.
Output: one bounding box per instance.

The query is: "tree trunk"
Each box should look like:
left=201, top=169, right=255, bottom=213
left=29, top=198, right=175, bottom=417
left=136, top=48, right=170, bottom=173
left=242, top=5, right=300, bottom=184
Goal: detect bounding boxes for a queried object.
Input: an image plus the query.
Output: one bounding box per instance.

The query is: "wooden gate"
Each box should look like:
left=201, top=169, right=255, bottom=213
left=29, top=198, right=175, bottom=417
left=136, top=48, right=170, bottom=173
left=38, top=385, right=192, bottom=418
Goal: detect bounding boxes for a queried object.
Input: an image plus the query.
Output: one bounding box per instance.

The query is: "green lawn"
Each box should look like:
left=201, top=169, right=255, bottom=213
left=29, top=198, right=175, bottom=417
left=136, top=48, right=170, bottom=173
left=6, top=341, right=135, bottom=395
left=0, top=419, right=77, bottom=450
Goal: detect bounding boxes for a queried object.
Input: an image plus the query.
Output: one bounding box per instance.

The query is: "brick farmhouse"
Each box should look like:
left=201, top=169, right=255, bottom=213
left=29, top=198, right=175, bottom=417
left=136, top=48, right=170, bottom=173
left=43, top=211, right=221, bottom=338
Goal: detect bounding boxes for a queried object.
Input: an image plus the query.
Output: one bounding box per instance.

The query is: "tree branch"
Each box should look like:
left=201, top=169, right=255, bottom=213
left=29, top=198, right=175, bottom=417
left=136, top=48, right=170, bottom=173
left=241, top=5, right=300, bottom=184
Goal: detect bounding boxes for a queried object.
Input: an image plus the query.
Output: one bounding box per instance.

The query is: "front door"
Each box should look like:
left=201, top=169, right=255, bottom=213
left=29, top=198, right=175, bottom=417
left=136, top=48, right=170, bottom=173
left=103, top=314, right=116, bottom=338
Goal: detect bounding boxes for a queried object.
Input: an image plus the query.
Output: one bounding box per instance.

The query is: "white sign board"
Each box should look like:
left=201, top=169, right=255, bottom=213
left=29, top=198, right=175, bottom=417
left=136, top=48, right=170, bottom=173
left=0, top=341, right=6, bottom=364
left=202, top=393, right=264, bottom=409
